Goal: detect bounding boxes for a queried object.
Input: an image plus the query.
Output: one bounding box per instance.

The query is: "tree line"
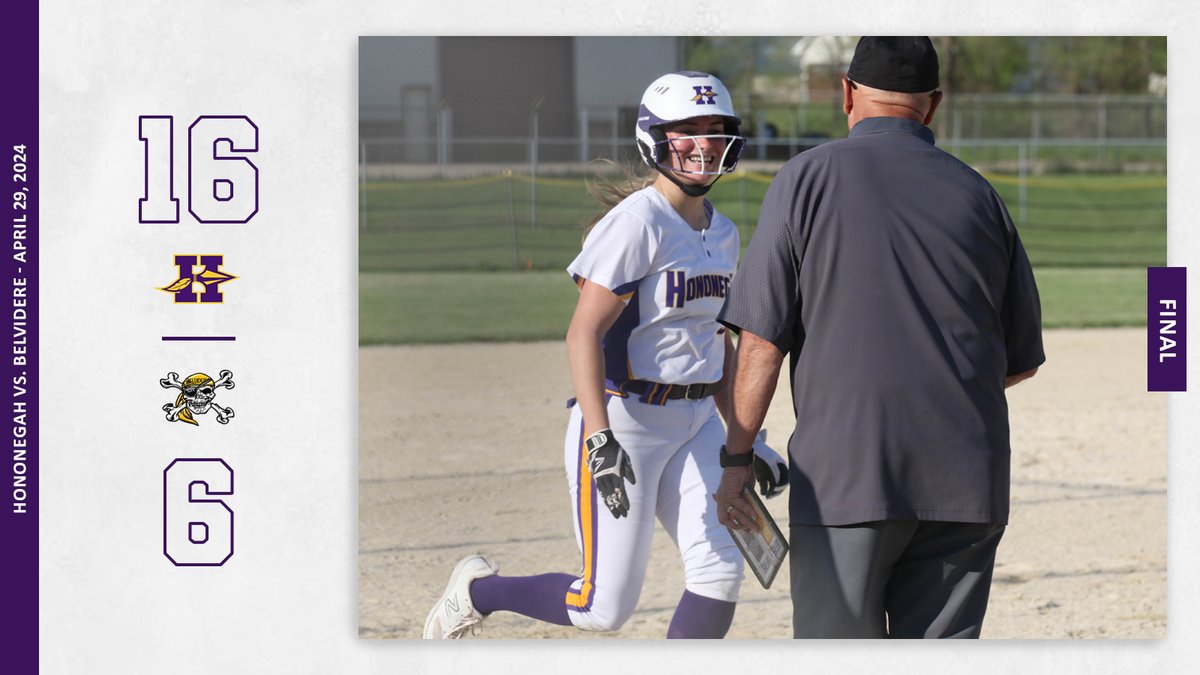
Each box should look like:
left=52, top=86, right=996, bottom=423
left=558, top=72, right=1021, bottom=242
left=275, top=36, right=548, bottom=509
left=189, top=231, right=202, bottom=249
left=684, top=37, right=1166, bottom=97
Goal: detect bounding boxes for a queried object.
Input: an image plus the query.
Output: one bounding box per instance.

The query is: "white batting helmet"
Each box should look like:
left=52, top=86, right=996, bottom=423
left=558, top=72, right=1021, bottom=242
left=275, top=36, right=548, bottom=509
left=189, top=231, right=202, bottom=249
left=635, top=71, right=744, bottom=195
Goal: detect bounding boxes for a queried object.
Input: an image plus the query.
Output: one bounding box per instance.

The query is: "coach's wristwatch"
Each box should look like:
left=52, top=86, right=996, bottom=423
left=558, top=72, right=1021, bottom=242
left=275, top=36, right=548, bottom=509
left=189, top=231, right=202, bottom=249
left=719, top=445, right=754, bottom=468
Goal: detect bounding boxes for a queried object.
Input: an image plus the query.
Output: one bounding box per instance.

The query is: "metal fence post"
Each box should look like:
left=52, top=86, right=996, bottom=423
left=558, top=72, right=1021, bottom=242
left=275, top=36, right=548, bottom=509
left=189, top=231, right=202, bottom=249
left=611, top=111, right=618, bottom=162
left=360, top=140, right=367, bottom=232
left=530, top=125, right=538, bottom=232
left=952, top=109, right=962, bottom=157
left=756, top=111, right=767, bottom=161
left=738, top=170, right=748, bottom=229
left=1018, top=142, right=1028, bottom=227
left=579, top=108, right=589, bottom=164
left=506, top=169, right=520, bottom=270
left=1031, top=106, right=1040, bottom=173
left=437, top=107, right=451, bottom=176
left=974, top=97, right=982, bottom=143
left=530, top=97, right=542, bottom=231
left=789, top=109, right=798, bottom=158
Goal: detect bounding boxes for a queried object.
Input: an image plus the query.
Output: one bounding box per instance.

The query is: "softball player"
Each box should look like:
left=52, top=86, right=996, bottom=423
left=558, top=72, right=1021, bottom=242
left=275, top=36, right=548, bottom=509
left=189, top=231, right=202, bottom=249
left=423, top=72, right=787, bottom=639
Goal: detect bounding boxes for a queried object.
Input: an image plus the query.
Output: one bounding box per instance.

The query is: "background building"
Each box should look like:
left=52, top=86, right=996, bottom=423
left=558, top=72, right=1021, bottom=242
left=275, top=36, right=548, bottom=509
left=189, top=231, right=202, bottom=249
left=360, top=37, right=680, bottom=163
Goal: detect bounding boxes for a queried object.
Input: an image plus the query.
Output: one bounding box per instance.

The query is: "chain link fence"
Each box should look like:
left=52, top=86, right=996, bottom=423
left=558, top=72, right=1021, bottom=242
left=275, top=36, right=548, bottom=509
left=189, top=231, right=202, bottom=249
left=359, top=94, right=1165, bottom=273
left=359, top=144, right=1165, bottom=273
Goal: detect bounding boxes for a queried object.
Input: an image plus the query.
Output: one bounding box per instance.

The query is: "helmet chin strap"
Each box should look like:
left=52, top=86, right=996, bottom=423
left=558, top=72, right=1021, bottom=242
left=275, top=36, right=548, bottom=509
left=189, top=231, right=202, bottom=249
left=655, top=166, right=721, bottom=197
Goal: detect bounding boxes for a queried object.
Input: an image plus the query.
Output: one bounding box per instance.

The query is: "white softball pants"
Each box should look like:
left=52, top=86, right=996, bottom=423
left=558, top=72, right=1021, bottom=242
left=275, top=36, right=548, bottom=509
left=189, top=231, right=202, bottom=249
left=562, top=394, right=744, bottom=632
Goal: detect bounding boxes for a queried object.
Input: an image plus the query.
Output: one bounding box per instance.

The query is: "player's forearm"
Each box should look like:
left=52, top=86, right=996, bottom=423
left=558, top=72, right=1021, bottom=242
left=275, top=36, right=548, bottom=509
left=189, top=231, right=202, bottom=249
left=724, top=331, right=785, bottom=456
left=566, top=322, right=611, bottom=434
left=566, top=281, right=626, bottom=435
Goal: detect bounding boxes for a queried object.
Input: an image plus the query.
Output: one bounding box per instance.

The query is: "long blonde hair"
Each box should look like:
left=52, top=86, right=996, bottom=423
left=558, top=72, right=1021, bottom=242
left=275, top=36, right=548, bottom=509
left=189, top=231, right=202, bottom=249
left=581, top=159, right=655, bottom=240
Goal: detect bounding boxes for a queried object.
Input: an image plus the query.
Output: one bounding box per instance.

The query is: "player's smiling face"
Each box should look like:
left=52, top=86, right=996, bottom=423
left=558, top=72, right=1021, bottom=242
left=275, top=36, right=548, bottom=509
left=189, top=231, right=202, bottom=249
left=662, top=115, right=728, bottom=180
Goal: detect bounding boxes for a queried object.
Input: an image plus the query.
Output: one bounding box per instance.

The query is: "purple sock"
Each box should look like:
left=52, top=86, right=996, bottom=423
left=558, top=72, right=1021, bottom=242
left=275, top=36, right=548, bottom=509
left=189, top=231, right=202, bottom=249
left=470, top=573, right=576, bottom=626
left=666, top=589, right=737, bottom=638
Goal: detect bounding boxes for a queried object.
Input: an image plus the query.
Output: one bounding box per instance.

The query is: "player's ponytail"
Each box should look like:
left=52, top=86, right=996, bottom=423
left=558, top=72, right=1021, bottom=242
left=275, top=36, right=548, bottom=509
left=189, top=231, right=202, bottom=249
left=581, top=159, right=655, bottom=242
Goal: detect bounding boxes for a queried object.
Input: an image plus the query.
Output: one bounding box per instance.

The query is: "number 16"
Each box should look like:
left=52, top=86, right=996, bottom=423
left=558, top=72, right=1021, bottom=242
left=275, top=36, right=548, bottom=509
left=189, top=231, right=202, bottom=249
left=139, top=115, right=259, bottom=224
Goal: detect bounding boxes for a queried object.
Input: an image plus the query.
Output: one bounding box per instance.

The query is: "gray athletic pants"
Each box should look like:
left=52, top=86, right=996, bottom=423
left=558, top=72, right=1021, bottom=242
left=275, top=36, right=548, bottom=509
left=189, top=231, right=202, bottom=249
left=789, top=520, right=1005, bottom=638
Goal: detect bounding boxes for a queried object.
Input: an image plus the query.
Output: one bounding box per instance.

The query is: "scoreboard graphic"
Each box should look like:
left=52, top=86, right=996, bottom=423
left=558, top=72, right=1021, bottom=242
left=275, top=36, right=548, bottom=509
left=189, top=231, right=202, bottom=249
left=3, top=1, right=1198, bottom=674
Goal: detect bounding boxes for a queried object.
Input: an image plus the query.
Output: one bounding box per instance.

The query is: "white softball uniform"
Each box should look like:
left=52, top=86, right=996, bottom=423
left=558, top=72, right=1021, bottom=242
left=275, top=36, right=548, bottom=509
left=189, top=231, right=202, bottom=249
left=568, top=187, right=738, bottom=389
left=562, top=186, right=744, bottom=631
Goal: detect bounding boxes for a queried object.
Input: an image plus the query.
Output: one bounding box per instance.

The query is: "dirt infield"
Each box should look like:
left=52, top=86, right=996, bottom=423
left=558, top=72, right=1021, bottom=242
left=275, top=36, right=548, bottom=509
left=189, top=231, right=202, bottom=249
left=358, top=328, right=1165, bottom=639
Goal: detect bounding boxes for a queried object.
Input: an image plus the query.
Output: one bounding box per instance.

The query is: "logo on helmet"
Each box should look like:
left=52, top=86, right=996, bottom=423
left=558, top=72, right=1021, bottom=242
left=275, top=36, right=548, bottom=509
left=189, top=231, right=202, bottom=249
left=691, top=86, right=718, bottom=105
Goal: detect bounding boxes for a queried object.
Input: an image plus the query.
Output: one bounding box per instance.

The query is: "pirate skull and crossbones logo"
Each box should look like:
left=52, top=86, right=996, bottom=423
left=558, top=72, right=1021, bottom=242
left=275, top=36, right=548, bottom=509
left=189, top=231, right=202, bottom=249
left=160, top=370, right=235, bottom=425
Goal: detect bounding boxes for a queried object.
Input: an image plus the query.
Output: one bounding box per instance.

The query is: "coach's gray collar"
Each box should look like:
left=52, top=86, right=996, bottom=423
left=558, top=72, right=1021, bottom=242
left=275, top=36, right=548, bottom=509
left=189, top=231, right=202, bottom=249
left=849, top=117, right=936, bottom=146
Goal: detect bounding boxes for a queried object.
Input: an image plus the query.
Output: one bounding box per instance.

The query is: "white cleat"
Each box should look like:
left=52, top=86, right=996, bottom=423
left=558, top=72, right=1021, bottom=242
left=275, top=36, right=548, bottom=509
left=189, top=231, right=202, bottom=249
left=422, top=555, right=500, bottom=639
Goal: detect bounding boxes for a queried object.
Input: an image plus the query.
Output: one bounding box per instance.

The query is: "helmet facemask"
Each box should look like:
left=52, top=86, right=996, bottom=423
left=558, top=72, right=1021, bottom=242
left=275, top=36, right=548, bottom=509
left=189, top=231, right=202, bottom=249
left=644, top=125, right=745, bottom=196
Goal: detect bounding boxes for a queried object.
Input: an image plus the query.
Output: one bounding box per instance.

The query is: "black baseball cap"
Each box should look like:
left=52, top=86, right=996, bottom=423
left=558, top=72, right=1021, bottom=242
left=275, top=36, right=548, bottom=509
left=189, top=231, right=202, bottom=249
left=847, top=37, right=940, bottom=93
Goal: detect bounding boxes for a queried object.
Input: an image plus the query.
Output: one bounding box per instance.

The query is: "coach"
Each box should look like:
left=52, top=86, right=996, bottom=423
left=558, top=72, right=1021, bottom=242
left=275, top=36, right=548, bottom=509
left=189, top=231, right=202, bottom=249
left=714, top=37, right=1044, bottom=638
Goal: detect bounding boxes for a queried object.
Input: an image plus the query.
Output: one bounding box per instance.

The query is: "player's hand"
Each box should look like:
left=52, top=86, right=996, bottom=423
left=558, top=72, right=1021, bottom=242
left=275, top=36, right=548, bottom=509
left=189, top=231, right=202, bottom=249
left=751, top=430, right=788, bottom=499
left=586, top=429, right=636, bottom=519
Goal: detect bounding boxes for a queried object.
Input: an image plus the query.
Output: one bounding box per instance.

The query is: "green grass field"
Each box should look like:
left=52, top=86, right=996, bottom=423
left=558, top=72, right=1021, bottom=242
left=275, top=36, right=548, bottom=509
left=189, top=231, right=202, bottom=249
left=359, top=171, right=1163, bottom=344
left=360, top=266, right=1150, bottom=345
left=360, top=271, right=576, bottom=344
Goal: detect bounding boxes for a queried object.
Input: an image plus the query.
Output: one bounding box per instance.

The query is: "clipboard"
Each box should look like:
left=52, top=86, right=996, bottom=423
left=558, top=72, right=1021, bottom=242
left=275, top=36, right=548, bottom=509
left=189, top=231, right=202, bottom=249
left=727, top=485, right=789, bottom=589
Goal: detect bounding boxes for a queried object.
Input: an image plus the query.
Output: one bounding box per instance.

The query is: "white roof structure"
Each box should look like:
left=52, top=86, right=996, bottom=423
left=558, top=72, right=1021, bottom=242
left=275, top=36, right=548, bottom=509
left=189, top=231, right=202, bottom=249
left=790, top=37, right=858, bottom=103
left=790, top=36, right=857, bottom=69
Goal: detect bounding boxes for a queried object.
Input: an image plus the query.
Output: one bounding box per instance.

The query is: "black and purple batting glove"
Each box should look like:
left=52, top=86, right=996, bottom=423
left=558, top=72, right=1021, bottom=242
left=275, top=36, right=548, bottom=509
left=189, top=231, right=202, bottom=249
left=585, top=429, right=637, bottom=519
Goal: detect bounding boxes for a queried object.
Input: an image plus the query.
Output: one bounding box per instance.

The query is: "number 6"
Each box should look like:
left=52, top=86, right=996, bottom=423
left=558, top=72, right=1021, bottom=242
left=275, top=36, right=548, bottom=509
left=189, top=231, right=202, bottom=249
left=189, top=116, right=259, bottom=223
left=163, top=458, right=235, bottom=566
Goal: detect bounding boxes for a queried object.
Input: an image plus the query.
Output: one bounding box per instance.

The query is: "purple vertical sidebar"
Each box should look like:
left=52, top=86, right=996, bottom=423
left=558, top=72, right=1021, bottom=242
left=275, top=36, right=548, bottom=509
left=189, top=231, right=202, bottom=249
left=1147, top=267, right=1186, bottom=392
left=1, top=0, right=38, bottom=673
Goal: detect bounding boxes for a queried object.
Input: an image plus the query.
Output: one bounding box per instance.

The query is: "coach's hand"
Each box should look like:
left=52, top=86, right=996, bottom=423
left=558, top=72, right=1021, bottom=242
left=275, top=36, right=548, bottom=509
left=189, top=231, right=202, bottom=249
left=751, top=430, right=788, bottom=499
left=715, top=464, right=759, bottom=532
left=586, top=429, right=636, bottom=519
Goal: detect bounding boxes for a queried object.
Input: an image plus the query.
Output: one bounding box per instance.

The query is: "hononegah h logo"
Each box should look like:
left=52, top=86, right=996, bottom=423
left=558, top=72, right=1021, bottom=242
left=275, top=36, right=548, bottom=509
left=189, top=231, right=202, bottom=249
left=160, top=254, right=237, bottom=303
left=691, top=86, right=718, bottom=105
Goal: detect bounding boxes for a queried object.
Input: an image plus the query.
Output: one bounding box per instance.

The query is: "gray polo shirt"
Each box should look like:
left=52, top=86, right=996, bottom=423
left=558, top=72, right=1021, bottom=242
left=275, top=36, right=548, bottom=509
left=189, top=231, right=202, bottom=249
left=719, top=116, right=1044, bottom=526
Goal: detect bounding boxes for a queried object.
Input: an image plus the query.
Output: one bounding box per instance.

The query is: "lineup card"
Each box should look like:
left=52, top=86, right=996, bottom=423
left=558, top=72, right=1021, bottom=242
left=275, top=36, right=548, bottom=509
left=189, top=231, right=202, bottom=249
left=729, top=486, right=789, bottom=589
left=3, top=1, right=1198, bottom=673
